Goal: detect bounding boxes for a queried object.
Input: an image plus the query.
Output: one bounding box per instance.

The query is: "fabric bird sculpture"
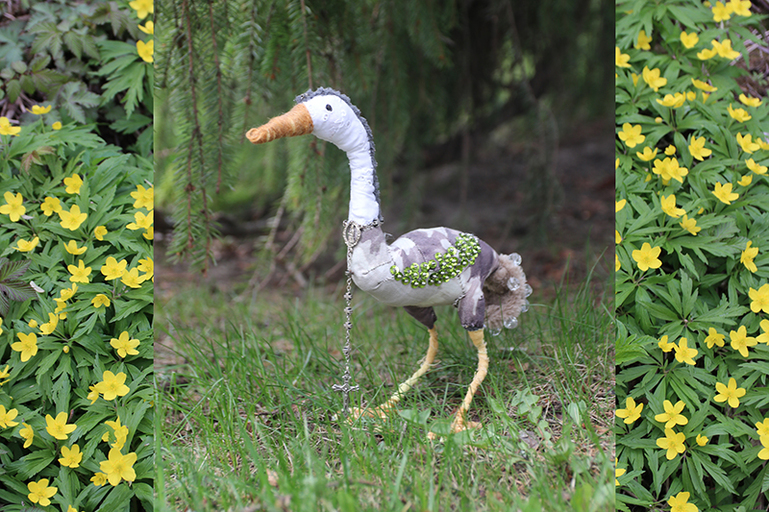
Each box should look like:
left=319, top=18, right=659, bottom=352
left=247, top=87, right=530, bottom=435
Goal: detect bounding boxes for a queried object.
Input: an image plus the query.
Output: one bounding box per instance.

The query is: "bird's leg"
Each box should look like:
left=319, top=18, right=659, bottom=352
left=351, top=326, right=439, bottom=419
left=449, top=328, right=488, bottom=433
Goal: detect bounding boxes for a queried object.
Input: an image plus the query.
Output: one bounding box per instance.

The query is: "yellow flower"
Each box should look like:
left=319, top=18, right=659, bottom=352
left=59, top=444, right=83, bottom=468
left=680, top=31, right=699, bottom=49
left=139, top=20, right=154, bottom=34
left=665, top=145, right=677, bottom=156
left=642, top=66, right=667, bottom=92
left=636, top=146, right=658, bottom=161
left=0, top=191, right=26, bottom=221
left=110, top=331, right=140, bottom=358
left=691, top=78, right=717, bottom=92
left=737, top=133, right=761, bottom=153
left=615, top=254, right=620, bottom=272
left=28, top=319, right=38, bottom=328
left=689, top=136, right=712, bottom=161
left=129, top=0, right=153, bottom=18
left=730, top=325, right=757, bottom=357
left=101, top=257, right=128, bottom=280
left=68, top=506, right=79, bottom=512
left=739, top=93, right=762, bottom=107
left=757, top=419, right=769, bottom=437
left=11, top=332, right=38, bottom=362
left=0, top=405, right=19, bottom=428
left=730, top=0, right=752, bottom=16
left=59, top=204, right=88, bottom=230
left=87, top=385, right=100, bottom=404
left=697, top=47, right=718, bottom=60
left=137, top=39, right=154, bottom=63
left=656, top=428, right=686, bottom=460
left=121, top=267, right=144, bottom=288
left=696, top=434, right=708, bottom=447
left=632, top=242, right=662, bottom=272
left=31, top=104, right=51, bottom=115
left=759, top=437, right=769, bottom=460
left=59, top=283, right=78, bottom=301
left=616, top=396, right=644, bottom=424
left=52, top=121, right=62, bottom=130
left=0, top=116, right=21, bottom=136
left=749, top=284, right=769, bottom=313
left=0, top=364, right=9, bottom=386
left=652, top=157, right=688, bottom=183
left=27, top=478, right=57, bottom=507
left=95, top=371, right=130, bottom=400
left=741, top=241, right=759, bottom=272
left=41, top=196, right=62, bottom=216
left=92, top=294, right=111, bottom=308
left=127, top=210, right=153, bottom=232
left=660, top=194, right=685, bottom=218
left=40, top=312, right=59, bottom=335
left=635, top=30, right=652, bottom=50
left=738, top=173, right=753, bottom=187
left=659, top=335, right=675, bottom=352
left=95, top=225, right=108, bottom=240
left=728, top=103, right=751, bottom=122
left=654, top=400, right=688, bottom=429
left=679, top=215, right=700, bottom=236
left=105, top=416, right=129, bottom=450
left=668, top=491, right=698, bottom=512
left=747, top=158, right=767, bottom=175
left=758, top=319, right=769, bottom=345
left=656, top=93, right=686, bottom=108
left=64, top=240, right=87, bottom=255
left=616, top=199, right=627, bottom=212
left=714, top=377, right=746, bottom=408
left=45, top=411, right=77, bottom=440
left=615, top=47, right=631, bottom=68
left=68, top=260, right=92, bottom=284
left=618, top=123, right=645, bottom=148
left=712, top=182, right=738, bottom=205
left=15, top=237, right=39, bottom=252
left=615, top=463, right=626, bottom=486
left=715, top=39, right=741, bottom=59
left=100, top=447, right=138, bottom=486
left=615, top=230, right=621, bottom=244
left=705, top=328, right=726, bottom=348
left=138, top=257, right=154, bottom=281
left=20, top=422, right=33, bottom=448
left=91, top=472, right=108, bottom=486
left=712, top=1, right=733, bottom=21
left=674, top=338, right=698, bottom=365
left=64, top=173, right=83, bottom=194
left=131, top=184, right=154, bottom=210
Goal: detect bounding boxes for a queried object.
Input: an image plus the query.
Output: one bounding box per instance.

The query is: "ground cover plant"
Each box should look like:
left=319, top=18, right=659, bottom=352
left=155, top=265, right=614, bottom=511
left=615, top=0, right=769, bottom=509
left=0, top=1, right=154, bottom=510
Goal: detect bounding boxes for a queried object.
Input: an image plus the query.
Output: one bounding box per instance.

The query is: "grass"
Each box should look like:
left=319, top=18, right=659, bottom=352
left=154, top=264, right=615, bottom=511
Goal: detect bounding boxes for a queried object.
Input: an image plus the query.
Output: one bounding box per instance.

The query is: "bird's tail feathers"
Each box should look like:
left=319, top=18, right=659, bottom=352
left=482, top=253, right=530, bottom=332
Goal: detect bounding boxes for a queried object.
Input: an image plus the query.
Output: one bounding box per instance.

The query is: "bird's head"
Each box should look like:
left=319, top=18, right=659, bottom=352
left=246, top=88, right=371, bottom=154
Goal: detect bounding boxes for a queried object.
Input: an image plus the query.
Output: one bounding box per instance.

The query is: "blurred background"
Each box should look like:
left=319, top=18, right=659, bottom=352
left=153, top=0, right=614, bottom=295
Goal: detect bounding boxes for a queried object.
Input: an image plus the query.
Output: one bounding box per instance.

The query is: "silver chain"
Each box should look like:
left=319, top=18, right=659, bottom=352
left=332, top=220, right=363, bottom=416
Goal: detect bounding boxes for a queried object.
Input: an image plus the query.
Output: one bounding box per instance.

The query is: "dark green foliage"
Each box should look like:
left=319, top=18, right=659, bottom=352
left=0, top=0, right=152, bottom=157
left=0, top=258, right=36, bottom=317
left=156, top=0, right=612, bottom=270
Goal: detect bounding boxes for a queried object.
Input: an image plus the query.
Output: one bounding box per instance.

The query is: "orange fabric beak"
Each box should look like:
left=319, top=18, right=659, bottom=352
left=246, top=103, right=313, bottom=144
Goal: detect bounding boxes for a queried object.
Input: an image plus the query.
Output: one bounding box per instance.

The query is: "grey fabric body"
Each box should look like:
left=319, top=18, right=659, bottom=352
left=350, top=225, right=499, bottom=330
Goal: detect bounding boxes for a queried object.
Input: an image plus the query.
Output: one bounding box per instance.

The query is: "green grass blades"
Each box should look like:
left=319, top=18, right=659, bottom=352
left=155, top=269, right=613, bottom=511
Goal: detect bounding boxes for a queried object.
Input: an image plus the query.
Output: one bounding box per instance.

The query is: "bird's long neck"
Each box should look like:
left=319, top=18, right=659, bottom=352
left=346, top=143, right=381, bottom=226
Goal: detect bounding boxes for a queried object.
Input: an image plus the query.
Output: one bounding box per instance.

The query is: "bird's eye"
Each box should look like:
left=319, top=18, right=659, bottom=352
left=326, top=104, right=332, bottom=111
